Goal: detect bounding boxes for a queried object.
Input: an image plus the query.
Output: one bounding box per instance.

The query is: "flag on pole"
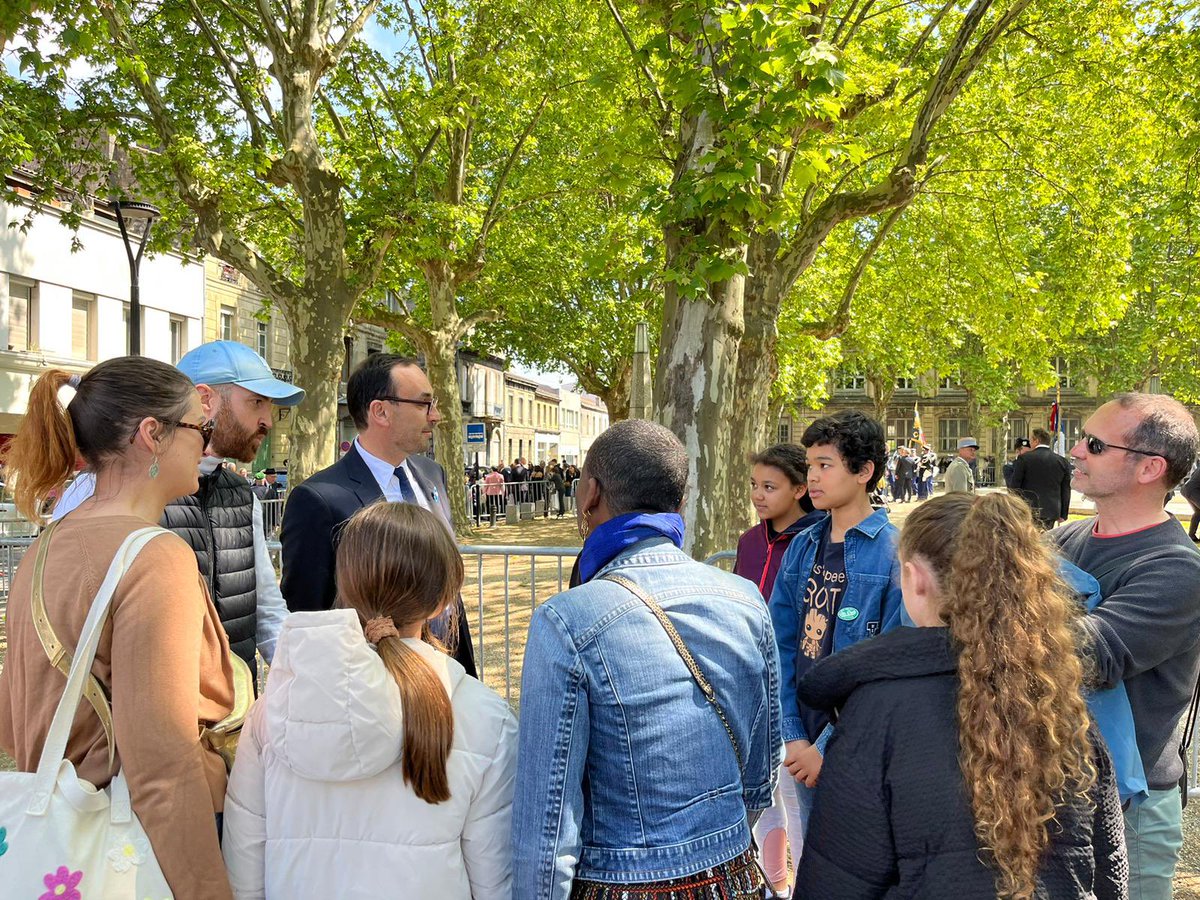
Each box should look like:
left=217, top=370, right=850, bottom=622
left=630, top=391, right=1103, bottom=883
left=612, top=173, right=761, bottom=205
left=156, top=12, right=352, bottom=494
left=913, top=403, right=926, bottom=446
left=1054, top=383, right=1067, bottom=456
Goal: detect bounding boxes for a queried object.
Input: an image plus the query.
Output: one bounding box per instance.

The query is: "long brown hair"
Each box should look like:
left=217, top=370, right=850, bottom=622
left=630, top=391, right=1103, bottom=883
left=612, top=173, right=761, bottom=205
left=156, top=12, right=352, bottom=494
left=1, top=358, right=195, bottom=522
left=899, top=493, right=1096, bottom=899
left=335, top=502, right=464, bottom=804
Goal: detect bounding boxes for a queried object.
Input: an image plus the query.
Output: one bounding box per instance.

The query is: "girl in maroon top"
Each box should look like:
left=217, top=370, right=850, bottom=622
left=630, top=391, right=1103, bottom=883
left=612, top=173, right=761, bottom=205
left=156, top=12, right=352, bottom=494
left=733, top=443, right=825, bottom=899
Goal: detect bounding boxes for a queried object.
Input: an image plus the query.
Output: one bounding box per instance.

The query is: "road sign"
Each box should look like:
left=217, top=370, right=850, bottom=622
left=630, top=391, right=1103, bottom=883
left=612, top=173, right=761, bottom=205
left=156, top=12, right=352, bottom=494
left=466, top=423, right=486, bottom=445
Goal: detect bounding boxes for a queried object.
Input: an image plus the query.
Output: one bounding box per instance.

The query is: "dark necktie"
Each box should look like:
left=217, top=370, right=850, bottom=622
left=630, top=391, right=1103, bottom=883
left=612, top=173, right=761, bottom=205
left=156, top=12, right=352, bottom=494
left=393, top=465, right=419, bottom=505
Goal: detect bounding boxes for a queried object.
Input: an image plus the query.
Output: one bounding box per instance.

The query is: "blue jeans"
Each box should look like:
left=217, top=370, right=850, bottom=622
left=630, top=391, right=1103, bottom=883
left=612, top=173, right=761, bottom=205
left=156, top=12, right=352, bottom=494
left=1124, top=787, right=1183, bottom=900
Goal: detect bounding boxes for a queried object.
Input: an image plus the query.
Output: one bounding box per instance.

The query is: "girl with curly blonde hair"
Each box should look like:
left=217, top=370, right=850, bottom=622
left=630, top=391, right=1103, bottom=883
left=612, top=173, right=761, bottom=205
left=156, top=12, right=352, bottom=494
left=794, top=492, right=1127, bottom=899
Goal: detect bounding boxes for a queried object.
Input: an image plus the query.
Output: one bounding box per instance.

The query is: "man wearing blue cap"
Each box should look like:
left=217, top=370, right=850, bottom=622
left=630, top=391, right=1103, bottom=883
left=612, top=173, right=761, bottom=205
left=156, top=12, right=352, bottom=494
left=52, top=341, right=305, bottom=671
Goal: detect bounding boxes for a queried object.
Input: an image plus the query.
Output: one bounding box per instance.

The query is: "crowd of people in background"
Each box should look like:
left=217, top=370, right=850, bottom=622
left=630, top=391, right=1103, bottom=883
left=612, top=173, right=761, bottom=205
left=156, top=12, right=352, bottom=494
left=465, top=458, right=581, bottom=520
left=1, top=340, right=1199, bottom=900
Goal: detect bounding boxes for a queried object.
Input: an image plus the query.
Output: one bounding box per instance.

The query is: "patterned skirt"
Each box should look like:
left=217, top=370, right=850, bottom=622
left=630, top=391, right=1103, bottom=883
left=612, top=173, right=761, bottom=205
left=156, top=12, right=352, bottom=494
left=569, top=848, right=765, bottom=900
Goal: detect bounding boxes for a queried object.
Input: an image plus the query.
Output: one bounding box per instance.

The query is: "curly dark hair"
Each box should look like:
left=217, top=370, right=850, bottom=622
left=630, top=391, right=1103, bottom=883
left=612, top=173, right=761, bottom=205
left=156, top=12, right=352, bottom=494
left=800, top=410, right=886, bottom=494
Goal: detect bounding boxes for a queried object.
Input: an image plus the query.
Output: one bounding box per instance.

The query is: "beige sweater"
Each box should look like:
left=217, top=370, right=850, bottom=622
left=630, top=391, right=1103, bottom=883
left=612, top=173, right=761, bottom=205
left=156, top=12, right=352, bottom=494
left=0, top=515, right=235, bottom=900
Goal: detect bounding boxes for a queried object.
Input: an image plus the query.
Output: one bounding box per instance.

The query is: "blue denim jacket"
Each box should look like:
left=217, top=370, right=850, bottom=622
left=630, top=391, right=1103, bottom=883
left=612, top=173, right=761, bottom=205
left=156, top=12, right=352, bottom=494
left=511, top=538, right=782, bottom=900
left=767, top=507, right=903, bottom=743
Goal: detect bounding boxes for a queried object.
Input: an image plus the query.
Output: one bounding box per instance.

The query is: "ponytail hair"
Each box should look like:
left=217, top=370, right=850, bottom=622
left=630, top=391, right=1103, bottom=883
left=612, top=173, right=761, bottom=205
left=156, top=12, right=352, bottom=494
left=2, top=357, right=196, bottom=522
left=335, top=502, right=464, bottom=804
left=3, top=369, right=78, bottom=522
left=899, top=493, right=1096, bottom=899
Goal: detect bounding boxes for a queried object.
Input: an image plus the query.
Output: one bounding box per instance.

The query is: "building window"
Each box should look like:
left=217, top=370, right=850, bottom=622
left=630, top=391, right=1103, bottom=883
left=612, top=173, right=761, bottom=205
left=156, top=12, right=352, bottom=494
left=939, top=374, right=960, bottom=390
left=71, top=292, right=95, bottom=361
left=888, top=417, right=915, bottom=444
left=7, top=278, right=36, bottom=351
left=257, top=321, right=269, bottom=359
left=220, top=264, right=239, bottom=284
left=1008, top=417, right=1028, bottom=442
left=1054, top=356, right=1073, bottom=390
left=1061, top=416, right=1082, bottom=444
left=778, top=421, right=791, bottom=444
left=894, top=376, right=916, bottom=390
left=508, top=396, right=514, bottom=421
left=169, top=317, right=185, bottom=364
left=938, top=418, right=969, bottom=454
left=220, top=306, right=235, bottom=342
left=836, top=369, right=866, bottom=392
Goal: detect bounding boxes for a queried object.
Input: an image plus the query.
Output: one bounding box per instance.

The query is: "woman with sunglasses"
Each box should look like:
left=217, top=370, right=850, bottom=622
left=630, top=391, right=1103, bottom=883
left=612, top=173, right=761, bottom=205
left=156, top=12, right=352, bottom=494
left=0, top=359, right=236, bottom=899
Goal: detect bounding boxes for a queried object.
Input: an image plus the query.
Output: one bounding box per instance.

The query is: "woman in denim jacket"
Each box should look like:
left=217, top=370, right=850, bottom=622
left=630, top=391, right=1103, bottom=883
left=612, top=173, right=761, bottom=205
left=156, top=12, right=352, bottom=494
left=512, top=419, right=783, bottom=900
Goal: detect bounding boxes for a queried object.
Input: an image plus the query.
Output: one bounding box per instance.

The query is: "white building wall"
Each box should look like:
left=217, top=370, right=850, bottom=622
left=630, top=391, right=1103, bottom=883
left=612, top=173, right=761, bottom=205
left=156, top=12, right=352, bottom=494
left=0, top=200, right=205, bottom=432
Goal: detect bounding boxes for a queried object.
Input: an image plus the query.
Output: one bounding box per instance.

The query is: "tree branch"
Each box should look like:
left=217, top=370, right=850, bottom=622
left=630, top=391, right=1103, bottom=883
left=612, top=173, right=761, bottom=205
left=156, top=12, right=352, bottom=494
left=603, top=0, right=668, bottom=115
left=353, top=303, right=425, bottom=345
left=328, top=0, right=383, bottom=67
left=799, top=203, right=906, bottom=338
left=186, top=0, right=271, bottom=148
left=402, top=0, right=437, bottom=83
left=470, top=92, right=550, bottom=264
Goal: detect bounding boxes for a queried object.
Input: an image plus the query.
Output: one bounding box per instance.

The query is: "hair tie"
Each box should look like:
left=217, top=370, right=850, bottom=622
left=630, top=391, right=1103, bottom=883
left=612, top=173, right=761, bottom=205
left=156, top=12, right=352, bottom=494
left=365, top=615, right=400, bottom=644
left=67, top=374, right=82, bottom=389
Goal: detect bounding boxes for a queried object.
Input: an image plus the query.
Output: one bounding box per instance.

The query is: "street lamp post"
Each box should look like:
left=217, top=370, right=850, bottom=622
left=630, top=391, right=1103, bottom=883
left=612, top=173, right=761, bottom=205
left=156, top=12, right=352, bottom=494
left=112, top=199, right=161, bottom=355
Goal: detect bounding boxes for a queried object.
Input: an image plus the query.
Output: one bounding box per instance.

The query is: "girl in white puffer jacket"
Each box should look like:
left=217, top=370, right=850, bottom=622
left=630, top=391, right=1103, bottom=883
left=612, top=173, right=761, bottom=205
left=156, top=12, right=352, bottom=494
left=222, top=502, right=518, bottom=899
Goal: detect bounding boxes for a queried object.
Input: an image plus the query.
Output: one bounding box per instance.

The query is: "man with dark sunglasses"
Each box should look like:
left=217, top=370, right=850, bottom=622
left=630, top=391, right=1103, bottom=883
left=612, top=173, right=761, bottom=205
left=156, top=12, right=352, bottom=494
left=1051, top=393, right=1200, bottom=898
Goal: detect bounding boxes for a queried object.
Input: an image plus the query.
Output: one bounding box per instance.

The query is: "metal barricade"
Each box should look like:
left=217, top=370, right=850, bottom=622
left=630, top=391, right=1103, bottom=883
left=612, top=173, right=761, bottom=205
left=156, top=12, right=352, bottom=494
left=260, top=498, right=285, bottom=537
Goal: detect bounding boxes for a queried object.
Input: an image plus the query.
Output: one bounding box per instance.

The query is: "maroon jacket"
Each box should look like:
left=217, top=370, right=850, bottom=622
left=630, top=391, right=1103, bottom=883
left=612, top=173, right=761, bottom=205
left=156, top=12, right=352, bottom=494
left=733, top=510, right=827, bottom=600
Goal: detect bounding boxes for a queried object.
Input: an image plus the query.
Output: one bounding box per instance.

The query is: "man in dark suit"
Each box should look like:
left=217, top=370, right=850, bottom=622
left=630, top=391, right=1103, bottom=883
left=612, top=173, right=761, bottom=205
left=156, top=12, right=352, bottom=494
left=280, top=352, right=476, bottom=676
left=1011, top=427, right=1072, bottom=529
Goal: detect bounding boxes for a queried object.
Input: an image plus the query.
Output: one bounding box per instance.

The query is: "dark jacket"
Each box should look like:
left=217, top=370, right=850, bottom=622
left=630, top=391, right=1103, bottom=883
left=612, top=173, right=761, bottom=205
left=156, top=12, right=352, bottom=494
left=279, top=443, right=476, bottom=677
left=1012, top=445, right=1073, bottom=526
left=162, top=465, right=257, bottom=668
left=733, top=510, right=826, bottom=599
left=894, top=455, right=917, bottom=481
left=796, top=626, right=1127, bottom=900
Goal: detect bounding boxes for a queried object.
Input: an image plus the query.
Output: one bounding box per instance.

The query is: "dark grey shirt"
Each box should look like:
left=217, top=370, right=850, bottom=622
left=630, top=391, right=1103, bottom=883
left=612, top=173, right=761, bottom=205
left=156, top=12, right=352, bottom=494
left=1053, top=516, right=1200, bottom=790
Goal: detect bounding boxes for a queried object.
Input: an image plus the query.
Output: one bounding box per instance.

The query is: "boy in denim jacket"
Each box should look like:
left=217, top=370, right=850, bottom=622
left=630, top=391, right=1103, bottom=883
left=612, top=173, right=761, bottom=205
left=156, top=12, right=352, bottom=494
left=767, top=411, right=904, bottom=846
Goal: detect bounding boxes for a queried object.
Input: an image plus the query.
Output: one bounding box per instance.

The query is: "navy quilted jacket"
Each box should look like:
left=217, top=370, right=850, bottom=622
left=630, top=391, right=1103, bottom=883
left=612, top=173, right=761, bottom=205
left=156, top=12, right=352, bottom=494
left=795, top=626, right=1127, bottom=899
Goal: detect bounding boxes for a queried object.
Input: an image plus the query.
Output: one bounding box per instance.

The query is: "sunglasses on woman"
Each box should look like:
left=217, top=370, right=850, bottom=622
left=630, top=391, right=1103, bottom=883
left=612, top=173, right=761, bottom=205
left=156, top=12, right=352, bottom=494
left=1081, top=431, right=1159, bottom=458
left=130, top=419, right=216, bottom=446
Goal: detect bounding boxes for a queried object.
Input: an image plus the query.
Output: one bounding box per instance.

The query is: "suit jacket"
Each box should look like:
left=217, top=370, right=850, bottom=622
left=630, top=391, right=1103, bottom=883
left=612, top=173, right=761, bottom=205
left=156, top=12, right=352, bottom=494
left=280, top=443, right=476, bottom=677
left=1011, top=445, right=1072, bottom=525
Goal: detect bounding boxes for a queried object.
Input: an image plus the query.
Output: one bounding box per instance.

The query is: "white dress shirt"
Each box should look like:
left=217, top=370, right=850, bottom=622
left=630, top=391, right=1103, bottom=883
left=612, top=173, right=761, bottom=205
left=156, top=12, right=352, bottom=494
left=354, top=438, right=432, bottom=511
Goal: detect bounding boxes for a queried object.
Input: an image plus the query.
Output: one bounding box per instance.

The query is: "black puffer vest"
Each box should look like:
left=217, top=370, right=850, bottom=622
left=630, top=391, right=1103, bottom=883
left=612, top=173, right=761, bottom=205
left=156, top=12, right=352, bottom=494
left=161, top=466, right=257, bottom=668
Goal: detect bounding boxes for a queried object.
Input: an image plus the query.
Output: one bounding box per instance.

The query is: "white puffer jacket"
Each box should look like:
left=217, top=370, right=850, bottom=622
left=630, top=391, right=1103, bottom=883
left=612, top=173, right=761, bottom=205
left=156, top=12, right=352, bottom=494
left=222, top=609, right=517, bottom=899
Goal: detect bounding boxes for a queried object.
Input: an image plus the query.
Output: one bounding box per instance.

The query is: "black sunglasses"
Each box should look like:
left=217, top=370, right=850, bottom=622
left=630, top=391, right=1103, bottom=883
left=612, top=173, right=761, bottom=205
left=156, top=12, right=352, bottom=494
left=1081, top=431, right=1159, bottom=458
left=378, top=395, right=438, bottom=415
left=131, top=419, right=215, bottom=445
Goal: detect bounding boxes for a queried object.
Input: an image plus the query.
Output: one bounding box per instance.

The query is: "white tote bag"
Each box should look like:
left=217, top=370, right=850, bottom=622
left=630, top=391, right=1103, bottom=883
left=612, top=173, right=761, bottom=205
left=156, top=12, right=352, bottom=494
left=0, top=527, right=175, bottom=899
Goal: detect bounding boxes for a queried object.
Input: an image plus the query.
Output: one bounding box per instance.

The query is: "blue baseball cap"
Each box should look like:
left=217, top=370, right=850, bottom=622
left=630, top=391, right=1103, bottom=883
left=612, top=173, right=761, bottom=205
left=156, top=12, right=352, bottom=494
left=177, top=341, right=305, bottom=407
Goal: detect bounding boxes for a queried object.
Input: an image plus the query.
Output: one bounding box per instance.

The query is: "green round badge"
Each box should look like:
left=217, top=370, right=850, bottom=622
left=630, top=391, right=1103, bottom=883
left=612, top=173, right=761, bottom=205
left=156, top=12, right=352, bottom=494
left=837, top=607, right=860, bottom=622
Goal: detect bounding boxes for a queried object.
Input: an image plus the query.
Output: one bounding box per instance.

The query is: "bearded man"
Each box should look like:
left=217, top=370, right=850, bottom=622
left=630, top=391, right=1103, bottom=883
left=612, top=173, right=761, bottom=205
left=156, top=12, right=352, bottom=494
left=52, top=341, right=305, bottom=670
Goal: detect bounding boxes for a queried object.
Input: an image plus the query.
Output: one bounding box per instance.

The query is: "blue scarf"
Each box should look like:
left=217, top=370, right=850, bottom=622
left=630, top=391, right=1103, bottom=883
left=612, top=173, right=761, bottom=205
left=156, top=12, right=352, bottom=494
left=576, top=512, right=686, bottom=585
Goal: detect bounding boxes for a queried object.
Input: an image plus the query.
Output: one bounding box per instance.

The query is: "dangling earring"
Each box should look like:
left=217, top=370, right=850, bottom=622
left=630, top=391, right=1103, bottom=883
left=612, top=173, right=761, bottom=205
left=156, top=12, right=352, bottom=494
left=578, top=509, right=591, bottom=540
left=148, top=455, right=160, bottom=480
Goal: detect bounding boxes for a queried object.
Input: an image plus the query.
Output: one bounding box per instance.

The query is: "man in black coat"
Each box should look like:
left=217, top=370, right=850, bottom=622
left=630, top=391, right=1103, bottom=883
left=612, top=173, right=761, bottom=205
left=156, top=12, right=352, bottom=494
left=893, top=447, right=916, bottom=503
left=280, top=352, right=476, bottom=677
left=1010, top=427, right=1072, bottom=529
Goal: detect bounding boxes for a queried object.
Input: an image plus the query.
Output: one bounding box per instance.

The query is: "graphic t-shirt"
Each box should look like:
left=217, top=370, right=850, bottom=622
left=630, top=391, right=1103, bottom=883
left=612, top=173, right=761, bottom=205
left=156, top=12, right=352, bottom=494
left=796, top=537, right=847, bottom=741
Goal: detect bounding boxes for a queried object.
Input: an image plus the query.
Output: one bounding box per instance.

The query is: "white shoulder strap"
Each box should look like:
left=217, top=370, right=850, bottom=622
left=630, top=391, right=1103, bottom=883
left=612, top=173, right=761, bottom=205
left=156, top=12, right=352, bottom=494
left=28, top=526, right=170, bottom=814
